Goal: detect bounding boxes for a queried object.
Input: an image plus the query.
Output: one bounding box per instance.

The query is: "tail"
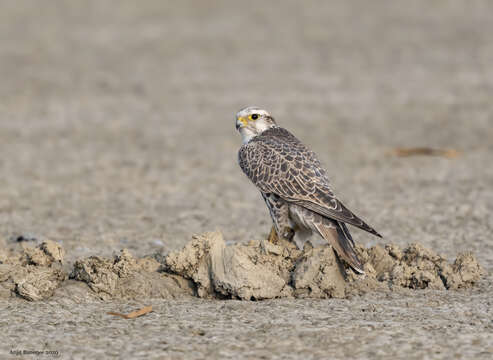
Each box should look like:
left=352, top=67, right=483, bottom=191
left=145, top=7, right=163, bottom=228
left=313, top=220, right=364, bottom=274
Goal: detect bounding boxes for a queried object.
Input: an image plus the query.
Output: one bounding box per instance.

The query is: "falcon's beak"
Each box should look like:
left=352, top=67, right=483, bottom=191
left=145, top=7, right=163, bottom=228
left=236, top=116, right=248, bottom=130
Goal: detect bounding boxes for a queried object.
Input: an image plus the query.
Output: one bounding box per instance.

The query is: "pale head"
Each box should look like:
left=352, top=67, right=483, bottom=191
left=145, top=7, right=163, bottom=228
left=235, top=106, right=277, bottom=143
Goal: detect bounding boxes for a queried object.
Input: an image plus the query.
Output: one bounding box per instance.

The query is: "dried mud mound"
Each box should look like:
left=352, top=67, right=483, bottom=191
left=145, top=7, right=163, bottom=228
left=0, top=241, right=66, bottom=301
left=350, top=243, right=483, bottom=292
left=0, top=231, right=485, bottom=301
left=164, top=232, right=300, bottom=299
left=70, top=249, right=194, bottom=300
left=165, top=231, right=484, bottom=300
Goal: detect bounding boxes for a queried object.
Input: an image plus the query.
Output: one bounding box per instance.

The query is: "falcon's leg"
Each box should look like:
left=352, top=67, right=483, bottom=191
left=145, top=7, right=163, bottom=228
left=262, top=193, right=295, bottom=243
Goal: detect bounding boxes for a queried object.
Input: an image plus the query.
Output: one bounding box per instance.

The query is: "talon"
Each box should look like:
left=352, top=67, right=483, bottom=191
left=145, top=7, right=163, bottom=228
left=282, top=227, right=295, bottom=241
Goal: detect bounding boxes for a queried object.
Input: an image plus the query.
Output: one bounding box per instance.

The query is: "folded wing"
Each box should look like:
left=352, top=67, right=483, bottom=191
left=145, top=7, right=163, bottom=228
left=238, top=127, right=381, bottom=238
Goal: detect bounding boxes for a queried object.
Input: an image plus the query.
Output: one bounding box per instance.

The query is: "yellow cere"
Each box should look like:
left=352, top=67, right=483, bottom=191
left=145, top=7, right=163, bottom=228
left=238, top=117, right=248, bottom=125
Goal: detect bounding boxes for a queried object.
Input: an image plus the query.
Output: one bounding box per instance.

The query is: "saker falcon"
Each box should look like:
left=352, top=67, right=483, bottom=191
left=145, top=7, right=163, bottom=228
left=235, top=106, right=381, bottom=274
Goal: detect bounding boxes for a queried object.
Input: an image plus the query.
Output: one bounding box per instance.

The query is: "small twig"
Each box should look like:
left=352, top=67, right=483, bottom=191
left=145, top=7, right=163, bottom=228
left=389, top=147, right=460, bottom=158
left=107, top=305, right=153, bottom=319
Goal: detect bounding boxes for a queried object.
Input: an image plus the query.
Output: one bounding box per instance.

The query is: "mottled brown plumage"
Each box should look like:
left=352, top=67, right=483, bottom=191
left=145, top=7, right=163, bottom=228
left=235, top=107, right=381, bottom=273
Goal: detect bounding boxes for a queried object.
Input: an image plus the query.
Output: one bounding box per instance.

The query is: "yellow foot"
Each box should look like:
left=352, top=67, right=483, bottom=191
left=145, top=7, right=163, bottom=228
left=267, top=226, right=295, bottom=244
left=267, top=226, right=280, bottom=244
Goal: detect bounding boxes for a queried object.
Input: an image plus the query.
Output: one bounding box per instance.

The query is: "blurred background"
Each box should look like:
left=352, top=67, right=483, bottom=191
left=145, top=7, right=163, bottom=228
left=0, top=0, right=492, bottom=268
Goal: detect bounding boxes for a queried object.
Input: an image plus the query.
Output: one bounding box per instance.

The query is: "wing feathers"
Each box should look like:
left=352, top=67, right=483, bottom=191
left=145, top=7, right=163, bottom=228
left=294, top=198, right=382, bottom=238
left=238, top=127, right=381, bottom=238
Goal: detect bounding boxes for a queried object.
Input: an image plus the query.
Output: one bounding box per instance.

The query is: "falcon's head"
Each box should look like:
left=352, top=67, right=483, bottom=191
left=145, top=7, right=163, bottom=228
left=235, top=106, right=277, bottom=143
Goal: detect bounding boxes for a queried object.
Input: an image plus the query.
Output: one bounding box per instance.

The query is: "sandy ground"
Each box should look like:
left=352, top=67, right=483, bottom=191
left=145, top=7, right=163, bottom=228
left=1, top=0, right=493, bottom=359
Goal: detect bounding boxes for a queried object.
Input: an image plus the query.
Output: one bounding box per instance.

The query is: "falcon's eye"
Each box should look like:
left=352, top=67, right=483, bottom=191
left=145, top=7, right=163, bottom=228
left=250, top=114, right=259, bottom=120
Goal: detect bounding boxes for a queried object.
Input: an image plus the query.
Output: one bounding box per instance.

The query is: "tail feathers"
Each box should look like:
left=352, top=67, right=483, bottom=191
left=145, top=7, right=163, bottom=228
left=338, top=221, right=355, bottom=247
left=314, top=221, right=364, bottom=274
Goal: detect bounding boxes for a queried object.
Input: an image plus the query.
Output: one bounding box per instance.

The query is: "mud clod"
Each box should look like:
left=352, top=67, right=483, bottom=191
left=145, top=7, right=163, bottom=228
left=211, top=238, right=297, bottom=300
left=165, top=232, right=298, bottom=300
left=0, top=240, right=67, bottom=301
left=292, top=246, right=346, bottom=298
left=351, top=242, right=485, bottom=292
left=71, top=249, right=195, bottom=300
left=446, top=252, right=484, bottom=290
left=164, top=232, right=221, bottom=298
left=23, top=240, right=65, bottom=267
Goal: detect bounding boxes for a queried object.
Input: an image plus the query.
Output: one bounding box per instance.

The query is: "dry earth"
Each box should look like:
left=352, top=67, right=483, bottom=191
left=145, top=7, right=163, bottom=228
left=1, top=233, right=483, bottom=303
left=1, top=0, right=493, bottom=359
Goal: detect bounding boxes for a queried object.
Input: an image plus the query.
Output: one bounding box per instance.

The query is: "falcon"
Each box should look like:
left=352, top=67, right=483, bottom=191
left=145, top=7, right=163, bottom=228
left=235, top=106, right=381, bottom=274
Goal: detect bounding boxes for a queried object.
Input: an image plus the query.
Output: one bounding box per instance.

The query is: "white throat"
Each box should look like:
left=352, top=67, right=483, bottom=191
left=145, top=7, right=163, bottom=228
left=239, top=119, right=273, bottom=144
left=239, top=127, right=257, bottom=144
